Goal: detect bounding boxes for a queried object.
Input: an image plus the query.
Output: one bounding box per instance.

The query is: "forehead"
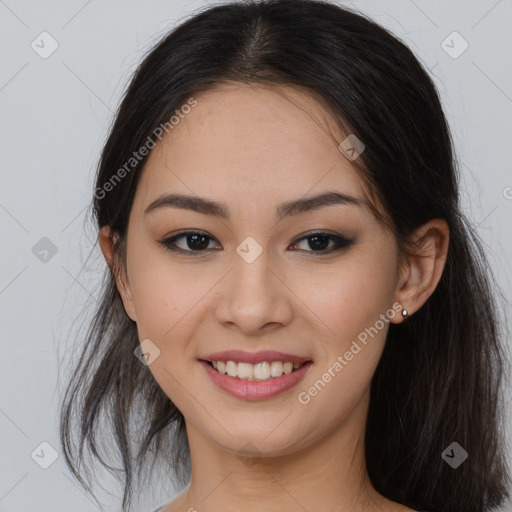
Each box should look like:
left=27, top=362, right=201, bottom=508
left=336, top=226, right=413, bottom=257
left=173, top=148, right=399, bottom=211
left=134, top=83, right=368, bottom=214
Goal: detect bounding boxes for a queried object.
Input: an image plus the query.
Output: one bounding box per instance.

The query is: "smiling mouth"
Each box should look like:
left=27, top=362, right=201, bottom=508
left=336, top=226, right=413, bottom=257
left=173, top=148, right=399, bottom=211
left=202, top=359, right=313, bottom=381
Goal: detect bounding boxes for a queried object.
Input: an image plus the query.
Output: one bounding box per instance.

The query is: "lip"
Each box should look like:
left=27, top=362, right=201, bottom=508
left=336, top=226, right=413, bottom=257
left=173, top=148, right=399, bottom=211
left=200, top=359, right=313, bottom=400
left=199, top=350, right=311, bottom=365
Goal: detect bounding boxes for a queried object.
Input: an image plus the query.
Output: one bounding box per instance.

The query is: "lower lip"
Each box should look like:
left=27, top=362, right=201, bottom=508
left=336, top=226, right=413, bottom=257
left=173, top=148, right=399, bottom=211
left=200, top=360, right=313, bottom=400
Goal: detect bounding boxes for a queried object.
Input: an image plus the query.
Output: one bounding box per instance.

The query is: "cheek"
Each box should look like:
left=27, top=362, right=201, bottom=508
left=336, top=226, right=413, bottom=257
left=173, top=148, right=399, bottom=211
left=292, top=248, right=397, bottom=349
left=126, top=240, right=201, bottom=331
left=295, top=271, right=393, bottom=430
left=126, top=255, right=205, bottom=409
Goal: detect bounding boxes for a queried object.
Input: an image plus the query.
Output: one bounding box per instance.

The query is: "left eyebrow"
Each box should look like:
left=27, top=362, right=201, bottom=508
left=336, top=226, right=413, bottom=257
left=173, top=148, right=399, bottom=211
left=144, top=190, right=363, bottom=221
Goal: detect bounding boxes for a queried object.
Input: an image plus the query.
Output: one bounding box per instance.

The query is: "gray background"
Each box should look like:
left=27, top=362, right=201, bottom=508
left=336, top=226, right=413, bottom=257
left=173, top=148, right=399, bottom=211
left=0, top=0, right=511, bottom=511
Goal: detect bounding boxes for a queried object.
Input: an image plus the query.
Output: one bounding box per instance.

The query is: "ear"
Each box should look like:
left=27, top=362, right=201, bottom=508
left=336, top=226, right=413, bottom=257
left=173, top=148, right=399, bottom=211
left=98, top=226, right=137, bottom=322
left=390, top=218, right=449, bottom=324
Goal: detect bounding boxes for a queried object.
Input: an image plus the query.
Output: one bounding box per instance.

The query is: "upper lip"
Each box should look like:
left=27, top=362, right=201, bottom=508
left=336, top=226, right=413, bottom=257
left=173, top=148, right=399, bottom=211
left=199, top=350, right=312, bottom=365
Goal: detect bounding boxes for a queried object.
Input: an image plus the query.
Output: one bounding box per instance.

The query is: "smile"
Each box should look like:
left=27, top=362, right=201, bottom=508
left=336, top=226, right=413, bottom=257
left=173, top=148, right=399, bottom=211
left=207, top=360, right=306, bottom=381
left=200, top=359, right=313, bottom=400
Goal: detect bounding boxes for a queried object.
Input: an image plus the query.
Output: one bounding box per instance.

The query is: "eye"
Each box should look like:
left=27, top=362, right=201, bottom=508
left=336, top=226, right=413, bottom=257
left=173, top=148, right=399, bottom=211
left=159, top=230, right=220, bottom=256
left=158, top=230, right=354, bottom=256
left=289, top=230, right=354, bottom=254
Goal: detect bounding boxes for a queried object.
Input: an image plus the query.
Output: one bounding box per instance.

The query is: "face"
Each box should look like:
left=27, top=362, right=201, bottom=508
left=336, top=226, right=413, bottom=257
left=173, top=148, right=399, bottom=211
left=113, top=83, right=404, bottom=458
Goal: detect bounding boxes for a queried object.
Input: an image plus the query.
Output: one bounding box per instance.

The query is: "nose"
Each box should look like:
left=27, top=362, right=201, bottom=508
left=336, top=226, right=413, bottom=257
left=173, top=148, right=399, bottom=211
left=214, top=246, right=294, bottom=336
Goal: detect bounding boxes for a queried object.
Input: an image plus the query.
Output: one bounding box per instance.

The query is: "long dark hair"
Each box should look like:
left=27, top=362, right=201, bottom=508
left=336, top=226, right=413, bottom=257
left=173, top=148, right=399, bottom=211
left=58, top=1, right=511, bottom=510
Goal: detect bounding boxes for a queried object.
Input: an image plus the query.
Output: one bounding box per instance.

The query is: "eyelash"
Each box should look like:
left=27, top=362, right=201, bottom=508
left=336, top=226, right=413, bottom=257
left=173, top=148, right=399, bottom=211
left=158, top=230, right=354, bottom=257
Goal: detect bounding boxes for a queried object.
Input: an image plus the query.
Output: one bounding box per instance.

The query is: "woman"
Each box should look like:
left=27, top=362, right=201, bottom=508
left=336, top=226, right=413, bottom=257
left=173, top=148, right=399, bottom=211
left=59, top=1, right=511, bottom=511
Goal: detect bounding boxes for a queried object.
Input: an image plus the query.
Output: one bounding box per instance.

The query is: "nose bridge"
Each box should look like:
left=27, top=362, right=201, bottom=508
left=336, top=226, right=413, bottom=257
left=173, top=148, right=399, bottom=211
left=231, top=236, right=273, bottom=299
left=215, top=236, right=291, bottom=333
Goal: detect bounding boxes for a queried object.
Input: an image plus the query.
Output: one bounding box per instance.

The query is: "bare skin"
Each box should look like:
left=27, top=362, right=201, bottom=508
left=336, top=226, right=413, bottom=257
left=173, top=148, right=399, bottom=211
left=99, top=82, right=448, bottom=512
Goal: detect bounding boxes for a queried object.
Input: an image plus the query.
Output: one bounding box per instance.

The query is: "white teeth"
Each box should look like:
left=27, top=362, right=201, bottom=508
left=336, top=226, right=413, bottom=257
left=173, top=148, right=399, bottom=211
left=270, top=361, right=283, bottom=377
left=225, top=361, right=238, bottom=377
left=210, top=360, right=306, bottom=380
left=254, top=362, right=270, bottom=380
left=237, top=362, right=253, bottom=379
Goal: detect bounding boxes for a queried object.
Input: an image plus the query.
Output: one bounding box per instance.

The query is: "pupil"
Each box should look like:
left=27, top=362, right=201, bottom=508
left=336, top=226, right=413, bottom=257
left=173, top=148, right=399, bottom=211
left=309, top=235, right=329, bottom=251
left=189, top=234, right=209, bottom=250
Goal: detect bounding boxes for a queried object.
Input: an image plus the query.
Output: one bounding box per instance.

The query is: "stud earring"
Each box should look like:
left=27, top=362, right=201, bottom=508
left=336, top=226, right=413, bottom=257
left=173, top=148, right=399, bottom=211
left=402, top=308, right=409, bottom=320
